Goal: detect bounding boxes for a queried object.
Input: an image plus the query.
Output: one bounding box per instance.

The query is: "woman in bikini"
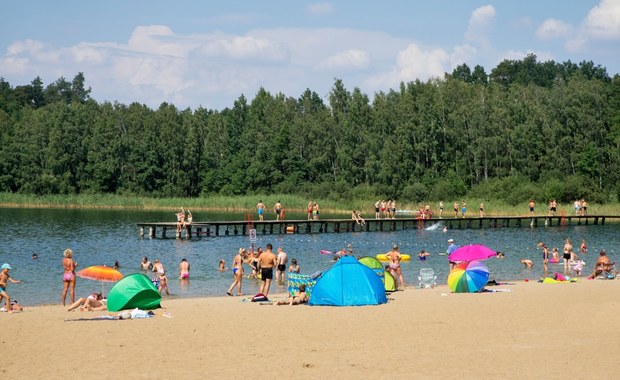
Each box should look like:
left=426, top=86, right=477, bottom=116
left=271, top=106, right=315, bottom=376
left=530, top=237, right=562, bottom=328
left=227, top=248, right=245, bottom=296
left=61, top=248, right=77, bottom=306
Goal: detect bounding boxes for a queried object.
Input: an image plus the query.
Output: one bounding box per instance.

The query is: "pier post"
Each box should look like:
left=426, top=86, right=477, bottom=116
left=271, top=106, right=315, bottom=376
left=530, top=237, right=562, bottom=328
left=149, top=226, right=155, bottom=239
left=162, top=226, right=167, bottom=239
left=140, top=227, right=144, bottom=238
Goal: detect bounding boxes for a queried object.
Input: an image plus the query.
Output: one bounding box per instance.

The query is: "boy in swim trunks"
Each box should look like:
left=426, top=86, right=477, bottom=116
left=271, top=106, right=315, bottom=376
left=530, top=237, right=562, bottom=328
left=276, top=247, right=288, bottom=283
left=0, top=264, right=21, bottom=313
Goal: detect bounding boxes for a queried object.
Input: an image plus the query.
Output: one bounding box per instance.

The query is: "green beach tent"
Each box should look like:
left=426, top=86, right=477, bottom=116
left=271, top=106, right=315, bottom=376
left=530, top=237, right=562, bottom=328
left=107, top=273, right=161, bottom=312
left=358, top=256, right=396, bottom=292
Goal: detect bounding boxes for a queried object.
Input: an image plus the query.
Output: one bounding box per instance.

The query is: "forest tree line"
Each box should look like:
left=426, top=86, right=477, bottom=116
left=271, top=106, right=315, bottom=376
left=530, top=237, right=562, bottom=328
left=0, top=54, right=619, bottom=205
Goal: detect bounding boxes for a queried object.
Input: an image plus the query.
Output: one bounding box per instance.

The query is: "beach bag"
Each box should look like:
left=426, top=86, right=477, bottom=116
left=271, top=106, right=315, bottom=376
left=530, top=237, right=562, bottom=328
left=251, top=293, right=268, bottom=302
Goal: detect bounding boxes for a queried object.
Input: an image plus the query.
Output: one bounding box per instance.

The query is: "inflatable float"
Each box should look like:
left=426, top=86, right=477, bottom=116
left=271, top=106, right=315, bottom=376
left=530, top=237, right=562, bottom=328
left=376, top=253, right=411, bottom=261
left=548, top=258, right=560, bottom=264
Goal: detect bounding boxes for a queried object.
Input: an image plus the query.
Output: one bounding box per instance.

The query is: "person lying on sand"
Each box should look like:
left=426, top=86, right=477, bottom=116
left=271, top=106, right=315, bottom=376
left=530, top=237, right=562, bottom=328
left=67, top=293, right=107, bottom=311
left=274, top=284, right=308, bottom=305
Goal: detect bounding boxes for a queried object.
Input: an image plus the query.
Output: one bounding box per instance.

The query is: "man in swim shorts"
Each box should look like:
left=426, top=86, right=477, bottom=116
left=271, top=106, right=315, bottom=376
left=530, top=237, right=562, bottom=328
left=276, top=247, right=288, bottom=283
left=178, top=258, right=190, bottom=280
left=258, top=244, right=277, bottom=297
left=274, top=200, right=282, bottom=220
left=256, top=200, right=266, bottom=221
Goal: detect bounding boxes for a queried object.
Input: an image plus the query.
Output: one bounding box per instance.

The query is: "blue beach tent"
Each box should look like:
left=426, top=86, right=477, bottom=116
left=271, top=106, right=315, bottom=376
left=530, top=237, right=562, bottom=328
left=309, top=256, right=388, bottom=306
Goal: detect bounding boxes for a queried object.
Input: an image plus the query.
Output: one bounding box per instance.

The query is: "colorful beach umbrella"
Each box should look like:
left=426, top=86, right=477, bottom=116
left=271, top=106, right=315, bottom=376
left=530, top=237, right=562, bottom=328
left=447, top=260, right=489, bottom=293
left=448, top=244, right=497, bottom=262
left=77, top=265, right=124, bottom=294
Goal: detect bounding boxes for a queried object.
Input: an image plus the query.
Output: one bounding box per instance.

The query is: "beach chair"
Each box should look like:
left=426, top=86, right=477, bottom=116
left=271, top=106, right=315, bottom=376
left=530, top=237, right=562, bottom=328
left=287, top=272, right=322, bottom=297
left=418, top=268, right=436, bottom=288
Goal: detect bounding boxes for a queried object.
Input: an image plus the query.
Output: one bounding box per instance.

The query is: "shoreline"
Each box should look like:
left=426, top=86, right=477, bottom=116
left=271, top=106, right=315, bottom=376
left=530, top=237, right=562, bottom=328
left=4, top=280, right=620, bottom=378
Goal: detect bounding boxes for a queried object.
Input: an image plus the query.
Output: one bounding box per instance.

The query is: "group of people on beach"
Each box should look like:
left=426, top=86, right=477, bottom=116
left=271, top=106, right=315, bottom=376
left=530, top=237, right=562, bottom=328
left=226, top=244, right=299, bottom=300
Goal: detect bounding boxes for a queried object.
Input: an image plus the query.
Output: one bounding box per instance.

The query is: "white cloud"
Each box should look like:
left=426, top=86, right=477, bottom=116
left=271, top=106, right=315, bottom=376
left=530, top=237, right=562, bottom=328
left=536, top=18, right=573, bottom=40
left=307, top=2, right=333, bottom=15
left=582, top=0, right=620, bottom=39
left=465, top=5, right=496, bottom=47
left=317, top=49, right=369, bottom=70
left=567, top=0, right=620, bottom=52
left=198, top=35, right=289, bottom=62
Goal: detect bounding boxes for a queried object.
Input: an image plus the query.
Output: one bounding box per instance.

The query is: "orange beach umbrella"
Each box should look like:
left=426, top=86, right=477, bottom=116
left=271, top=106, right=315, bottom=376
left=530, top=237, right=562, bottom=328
left=77, top=265, right=124, bottom=293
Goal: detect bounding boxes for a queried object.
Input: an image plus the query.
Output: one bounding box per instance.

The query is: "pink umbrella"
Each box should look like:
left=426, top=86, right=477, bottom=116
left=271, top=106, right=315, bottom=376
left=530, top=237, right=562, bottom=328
left=448, top=244, right=497, bottom=262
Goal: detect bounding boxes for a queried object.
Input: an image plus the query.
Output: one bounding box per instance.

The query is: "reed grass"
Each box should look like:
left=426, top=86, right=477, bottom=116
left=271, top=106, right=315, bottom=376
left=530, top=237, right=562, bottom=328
left=1, top=192, right=619, bottom=216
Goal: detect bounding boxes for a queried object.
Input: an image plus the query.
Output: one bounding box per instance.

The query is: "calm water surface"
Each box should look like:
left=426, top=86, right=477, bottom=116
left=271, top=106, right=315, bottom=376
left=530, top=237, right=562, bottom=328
left=1, top=208, right=619, bottom=306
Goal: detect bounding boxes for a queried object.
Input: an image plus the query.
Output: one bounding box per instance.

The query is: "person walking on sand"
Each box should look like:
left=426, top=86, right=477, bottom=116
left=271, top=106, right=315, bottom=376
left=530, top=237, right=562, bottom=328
left=179, top=258, right=190, bottom=280
left=276, top=247, right=288, bottom=283
left=0, top=264, right=21, bottom=313
left=258, top=244, right=277, bottom=297
left=227, top=248, right=245, bottom=296
left=386, top=244, right=405, bottom=290
left=256, top=200, right=266, bottom=221
left=61, top=248, right=77, bottom=306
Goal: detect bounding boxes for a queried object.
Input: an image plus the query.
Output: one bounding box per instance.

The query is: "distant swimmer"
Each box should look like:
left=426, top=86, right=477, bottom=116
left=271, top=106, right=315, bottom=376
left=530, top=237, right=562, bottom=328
left=520, top=259, right=534, bottom=268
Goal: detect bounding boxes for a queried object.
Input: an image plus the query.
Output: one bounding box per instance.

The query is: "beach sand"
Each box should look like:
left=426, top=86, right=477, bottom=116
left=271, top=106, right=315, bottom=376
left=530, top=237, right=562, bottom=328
left=3, top=280, right=619, bottom=379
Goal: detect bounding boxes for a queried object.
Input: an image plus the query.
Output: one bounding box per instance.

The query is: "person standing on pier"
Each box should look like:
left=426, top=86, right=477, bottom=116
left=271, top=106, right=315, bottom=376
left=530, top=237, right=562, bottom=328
left=374, top=200, right=381, bottom=219
left=257, top=200, right=266, bottom=221
left=453, top=201, right=459, bottom=218
left=479, top=202, right=484, bottom=217
left=438, top=201, right=444, bottom=218
left=528, top=199, right=535, bottom=215
left=548, top=199, right=557, bottom=216
left=61, top=249, right=77, bottom=306
left=308, top=200, right=314, bottom=221
left=258, top=244, right=277, bottom=298
left=274, top=201, right=283, bottom=221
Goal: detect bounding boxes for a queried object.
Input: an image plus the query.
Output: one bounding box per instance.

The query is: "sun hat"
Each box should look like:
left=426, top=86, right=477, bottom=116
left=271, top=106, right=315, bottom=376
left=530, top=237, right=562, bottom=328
left=447, top=239, right=454, bottom=243
left=1, top=263, right=11, bottom=270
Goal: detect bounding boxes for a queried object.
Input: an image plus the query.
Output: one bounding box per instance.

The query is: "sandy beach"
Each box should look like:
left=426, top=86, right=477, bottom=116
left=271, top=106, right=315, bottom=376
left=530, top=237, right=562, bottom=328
left=3, top=280, right=620, bottom=379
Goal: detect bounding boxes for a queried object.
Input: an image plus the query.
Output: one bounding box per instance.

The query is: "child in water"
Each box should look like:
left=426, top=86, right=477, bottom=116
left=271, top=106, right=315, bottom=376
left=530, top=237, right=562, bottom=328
left=158, top=273, right=170, bottom=295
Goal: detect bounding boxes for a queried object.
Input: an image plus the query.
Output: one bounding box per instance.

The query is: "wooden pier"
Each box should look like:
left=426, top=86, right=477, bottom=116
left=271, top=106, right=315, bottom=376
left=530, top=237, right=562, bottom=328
left=138, top=215, right=619, bottom=239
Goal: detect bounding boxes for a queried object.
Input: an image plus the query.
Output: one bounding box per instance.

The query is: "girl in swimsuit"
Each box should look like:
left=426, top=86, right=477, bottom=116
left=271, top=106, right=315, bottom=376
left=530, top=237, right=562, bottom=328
left=61, top=248, right=77, bottom=306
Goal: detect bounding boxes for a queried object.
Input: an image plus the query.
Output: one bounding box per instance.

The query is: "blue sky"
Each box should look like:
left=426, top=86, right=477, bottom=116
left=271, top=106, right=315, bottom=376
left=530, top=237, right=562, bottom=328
left=1, top=1, right=618, bottom=110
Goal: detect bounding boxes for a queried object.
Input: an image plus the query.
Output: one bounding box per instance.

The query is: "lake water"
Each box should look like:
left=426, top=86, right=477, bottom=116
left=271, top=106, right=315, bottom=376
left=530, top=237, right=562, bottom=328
left=1, top=208, right=618, bottom=306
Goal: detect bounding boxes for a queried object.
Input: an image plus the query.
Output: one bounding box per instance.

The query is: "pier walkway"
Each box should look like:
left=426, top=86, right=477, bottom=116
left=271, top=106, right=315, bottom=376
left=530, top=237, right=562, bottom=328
left=137, top=214, right=618, bottom=239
